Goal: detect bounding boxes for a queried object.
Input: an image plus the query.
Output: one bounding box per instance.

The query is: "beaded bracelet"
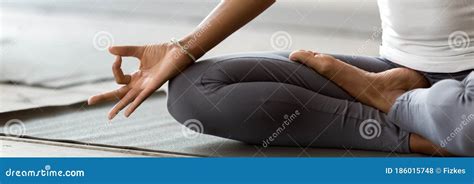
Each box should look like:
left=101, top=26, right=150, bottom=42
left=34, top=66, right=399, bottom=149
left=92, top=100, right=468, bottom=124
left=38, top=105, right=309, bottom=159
left=170, top=38, right=196, bottom=61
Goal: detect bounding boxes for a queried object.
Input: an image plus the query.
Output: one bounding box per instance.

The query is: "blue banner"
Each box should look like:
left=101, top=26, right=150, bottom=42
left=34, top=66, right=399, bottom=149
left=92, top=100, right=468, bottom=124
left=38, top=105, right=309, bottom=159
left=0, top=158, right=472, bottom=183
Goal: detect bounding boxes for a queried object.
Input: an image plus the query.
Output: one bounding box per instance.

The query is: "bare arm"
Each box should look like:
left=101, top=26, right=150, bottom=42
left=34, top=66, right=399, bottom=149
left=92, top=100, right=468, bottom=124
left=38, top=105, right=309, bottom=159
left=181, top=0, right=276, bottom=59
left=88, top=0, right=276, bottom=120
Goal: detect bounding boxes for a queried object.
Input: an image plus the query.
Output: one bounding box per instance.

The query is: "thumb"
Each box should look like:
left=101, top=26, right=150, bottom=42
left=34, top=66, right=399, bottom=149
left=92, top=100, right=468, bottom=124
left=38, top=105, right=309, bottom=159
left=109, top=46, right=144, bottom=58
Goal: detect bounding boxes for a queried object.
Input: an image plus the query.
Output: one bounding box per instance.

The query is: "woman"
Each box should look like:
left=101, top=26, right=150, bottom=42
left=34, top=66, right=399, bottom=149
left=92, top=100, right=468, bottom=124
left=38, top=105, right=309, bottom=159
left=88, top=0, right=474, bottom=156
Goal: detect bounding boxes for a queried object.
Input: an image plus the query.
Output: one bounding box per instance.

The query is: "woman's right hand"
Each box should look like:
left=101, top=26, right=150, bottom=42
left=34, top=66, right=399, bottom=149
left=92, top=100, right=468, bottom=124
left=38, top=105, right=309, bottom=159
left=87, top=0, right=275, bottom=120
left=88, top=43, right=193, bottom=120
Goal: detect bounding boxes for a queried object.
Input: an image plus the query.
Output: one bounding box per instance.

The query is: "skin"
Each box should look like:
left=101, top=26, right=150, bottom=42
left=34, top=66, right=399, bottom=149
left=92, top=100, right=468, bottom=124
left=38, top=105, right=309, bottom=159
left=289, top=50, right=453, bottom=156
left=88, top=0, right=451, bottom=156
left=88, top=0, right=276, bottom=119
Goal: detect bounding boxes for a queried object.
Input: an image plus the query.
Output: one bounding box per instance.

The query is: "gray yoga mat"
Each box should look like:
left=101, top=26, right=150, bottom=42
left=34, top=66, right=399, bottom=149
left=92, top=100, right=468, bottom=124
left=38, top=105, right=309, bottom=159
left=0, top=91, right=422, bottom=157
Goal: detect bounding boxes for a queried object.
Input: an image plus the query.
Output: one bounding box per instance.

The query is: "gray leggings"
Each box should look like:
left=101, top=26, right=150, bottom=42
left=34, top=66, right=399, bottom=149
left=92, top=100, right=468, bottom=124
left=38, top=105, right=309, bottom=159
left=390, top=72, right=474, bottom=156
left=167, top=51, right=474, bottom=155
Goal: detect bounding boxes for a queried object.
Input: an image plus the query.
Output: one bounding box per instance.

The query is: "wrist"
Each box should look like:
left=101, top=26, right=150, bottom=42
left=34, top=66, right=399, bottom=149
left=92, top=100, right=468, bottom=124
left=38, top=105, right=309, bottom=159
left=177, top=35, right=206, bottom=59
left=168, top=42, right=195, bottom=64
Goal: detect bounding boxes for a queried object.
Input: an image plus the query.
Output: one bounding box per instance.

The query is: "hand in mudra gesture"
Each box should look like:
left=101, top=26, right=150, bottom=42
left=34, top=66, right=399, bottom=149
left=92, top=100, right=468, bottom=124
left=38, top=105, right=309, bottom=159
left=88, top=44, right=192, bottom=120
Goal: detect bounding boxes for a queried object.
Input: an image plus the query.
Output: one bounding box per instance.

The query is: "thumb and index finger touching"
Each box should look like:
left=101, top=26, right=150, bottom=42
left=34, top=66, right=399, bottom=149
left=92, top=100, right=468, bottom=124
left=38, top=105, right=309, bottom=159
left=87, top=45, right=143, bottom=106
left=109, top=45, right=146, bottom=84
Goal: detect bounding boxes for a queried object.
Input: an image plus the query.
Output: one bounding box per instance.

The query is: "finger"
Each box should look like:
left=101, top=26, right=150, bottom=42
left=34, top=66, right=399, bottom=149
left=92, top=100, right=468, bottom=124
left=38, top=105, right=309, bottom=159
left=108, top=89, right=139, bottom=120
left=112, top=56, right=131, bottom=84
left=124, top=84, right=159, bottom=117
left=88, top=86, right=129, bottom=105
left=109, top=46, right=144, bottom=58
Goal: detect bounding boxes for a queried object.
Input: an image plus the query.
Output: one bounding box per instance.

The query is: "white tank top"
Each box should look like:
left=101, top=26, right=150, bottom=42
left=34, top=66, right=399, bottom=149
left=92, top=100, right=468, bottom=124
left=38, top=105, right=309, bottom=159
left=378, top=0, right=474, bottom=73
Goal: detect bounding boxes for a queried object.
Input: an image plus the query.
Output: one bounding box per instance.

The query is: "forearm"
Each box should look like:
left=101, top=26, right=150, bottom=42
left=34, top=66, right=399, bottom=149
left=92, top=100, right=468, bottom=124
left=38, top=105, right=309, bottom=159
left=178, top=0, right=275, bottom=59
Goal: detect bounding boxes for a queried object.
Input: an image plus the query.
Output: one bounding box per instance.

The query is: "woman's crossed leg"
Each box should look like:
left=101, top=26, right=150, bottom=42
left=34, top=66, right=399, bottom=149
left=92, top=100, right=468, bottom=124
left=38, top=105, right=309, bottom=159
left=167, top=51, right=447, bottom=155
left=290, top=50, right=474, bottom=156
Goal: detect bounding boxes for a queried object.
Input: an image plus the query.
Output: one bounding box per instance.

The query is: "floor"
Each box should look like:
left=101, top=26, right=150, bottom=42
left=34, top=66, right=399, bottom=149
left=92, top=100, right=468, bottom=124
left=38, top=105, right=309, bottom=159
left=0, top=136, right=189, bottom=157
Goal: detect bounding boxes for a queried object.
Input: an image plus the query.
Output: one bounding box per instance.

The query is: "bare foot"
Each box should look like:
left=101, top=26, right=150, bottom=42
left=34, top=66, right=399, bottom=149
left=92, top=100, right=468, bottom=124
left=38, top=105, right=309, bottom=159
left=289, top=50, right=452, bottom=156
left=289, top=50, right=430, bottom=113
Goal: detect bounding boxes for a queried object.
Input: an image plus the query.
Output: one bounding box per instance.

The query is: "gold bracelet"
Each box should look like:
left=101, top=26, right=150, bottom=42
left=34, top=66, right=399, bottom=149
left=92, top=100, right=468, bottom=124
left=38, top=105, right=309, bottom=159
left=170, top=38, right=196, bottom=61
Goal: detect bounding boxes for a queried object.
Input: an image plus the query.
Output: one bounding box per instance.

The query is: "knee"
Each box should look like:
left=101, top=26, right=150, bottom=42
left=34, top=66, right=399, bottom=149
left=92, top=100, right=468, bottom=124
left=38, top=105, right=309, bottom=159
left=432, top=73, right=474, bottom=116
left=435, top=107, right=474, bottom=156
left=431, top=76, right=474, bottom=156
left=167, top=60, right=214, bottom=124
left=424, top=79, right=467, bottom=107
left=427, top=78, right=474, bottom=124
left=167, top=58, right=239, bottom=139
left=454, top=116, right=474, bottom=156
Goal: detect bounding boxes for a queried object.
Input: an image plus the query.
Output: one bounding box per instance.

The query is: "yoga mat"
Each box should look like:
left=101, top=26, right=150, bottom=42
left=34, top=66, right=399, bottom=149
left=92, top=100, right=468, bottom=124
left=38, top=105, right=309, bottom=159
left=0, top=92, right=422, bottom=157
left=0, top=81, right=167, bottom=113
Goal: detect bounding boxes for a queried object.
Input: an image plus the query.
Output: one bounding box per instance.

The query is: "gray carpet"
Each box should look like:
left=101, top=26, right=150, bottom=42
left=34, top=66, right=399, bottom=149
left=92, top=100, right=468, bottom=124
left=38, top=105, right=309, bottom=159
left=0, top=92, right=422, bottom=157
